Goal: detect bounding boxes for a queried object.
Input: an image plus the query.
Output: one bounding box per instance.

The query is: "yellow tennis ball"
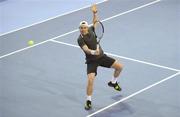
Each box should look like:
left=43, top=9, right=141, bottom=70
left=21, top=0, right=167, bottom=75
left=28, top=40, right=34, bottom=46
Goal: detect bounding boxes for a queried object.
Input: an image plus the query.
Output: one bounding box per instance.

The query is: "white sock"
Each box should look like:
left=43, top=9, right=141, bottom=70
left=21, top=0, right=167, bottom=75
left=87, top=96, right=91, bottom=101
left=111, top=77, right=118, bottom=84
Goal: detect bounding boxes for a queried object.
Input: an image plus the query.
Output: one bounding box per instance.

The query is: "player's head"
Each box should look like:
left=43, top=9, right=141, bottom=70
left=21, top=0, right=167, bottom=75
left=79, top=21, right=89, bottom=35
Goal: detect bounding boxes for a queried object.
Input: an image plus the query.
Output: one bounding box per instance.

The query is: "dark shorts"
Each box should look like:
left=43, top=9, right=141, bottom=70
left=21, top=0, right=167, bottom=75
left=86, top=54, right=116, bottom=76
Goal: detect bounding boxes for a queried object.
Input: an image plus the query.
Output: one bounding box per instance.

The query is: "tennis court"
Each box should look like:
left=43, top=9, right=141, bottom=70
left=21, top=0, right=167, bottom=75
left=0, top=0, right=180, bottom=117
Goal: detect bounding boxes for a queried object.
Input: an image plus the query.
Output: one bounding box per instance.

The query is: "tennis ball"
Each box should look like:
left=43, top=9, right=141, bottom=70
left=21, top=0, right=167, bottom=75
left=28, top=40, right=34, bottom=46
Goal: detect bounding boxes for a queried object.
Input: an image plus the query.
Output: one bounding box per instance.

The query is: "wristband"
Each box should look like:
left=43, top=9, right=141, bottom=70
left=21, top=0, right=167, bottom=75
left=90, top=50, right=96, bottom=55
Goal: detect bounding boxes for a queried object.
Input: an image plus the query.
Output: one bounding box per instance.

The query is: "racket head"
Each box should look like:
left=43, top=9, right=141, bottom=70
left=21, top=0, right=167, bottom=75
left=94, top=21, right=104, bottom=43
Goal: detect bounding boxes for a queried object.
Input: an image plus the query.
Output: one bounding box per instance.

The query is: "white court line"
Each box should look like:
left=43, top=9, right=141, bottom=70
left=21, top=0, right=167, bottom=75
left=50, top=39, right=180, bottom=72
left=101, top=0, right=161, bottom=22
left=86, top=72, right=180, bottom=117
left=3, top=0, right=178, bottom=73
left=0, top=0, right=162, bottom=60
left=0, top=29, right=78, bottom=59
left=106, top=53, right=180, bottom=72
left=2, top=0, right=178, bottom=72
left=0, top=0, right=107, bottom=37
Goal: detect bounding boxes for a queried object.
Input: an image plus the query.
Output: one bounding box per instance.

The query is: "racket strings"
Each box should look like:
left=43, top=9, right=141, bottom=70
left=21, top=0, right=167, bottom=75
left=95, top=22, right=104, bottom=39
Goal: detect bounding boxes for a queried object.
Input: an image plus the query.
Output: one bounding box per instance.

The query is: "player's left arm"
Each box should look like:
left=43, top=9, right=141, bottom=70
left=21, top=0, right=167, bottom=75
left=91, top=4, right=98, bottom=28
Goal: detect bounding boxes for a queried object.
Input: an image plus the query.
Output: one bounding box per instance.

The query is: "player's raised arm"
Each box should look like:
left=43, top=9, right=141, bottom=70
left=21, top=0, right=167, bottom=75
left=91, top=4, right=98, bottom=27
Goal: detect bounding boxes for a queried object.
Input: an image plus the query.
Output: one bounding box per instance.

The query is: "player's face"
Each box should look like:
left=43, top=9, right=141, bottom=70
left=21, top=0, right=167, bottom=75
left=80, top=26, right=88, bottom=35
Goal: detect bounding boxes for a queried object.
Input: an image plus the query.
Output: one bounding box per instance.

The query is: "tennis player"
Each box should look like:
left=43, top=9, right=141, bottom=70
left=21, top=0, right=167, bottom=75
left=77, top=4, right=123, bottom=110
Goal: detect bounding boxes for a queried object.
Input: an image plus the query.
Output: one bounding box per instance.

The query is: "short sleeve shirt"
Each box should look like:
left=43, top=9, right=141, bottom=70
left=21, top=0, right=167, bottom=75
left=77, top=26, right=104, bottom=63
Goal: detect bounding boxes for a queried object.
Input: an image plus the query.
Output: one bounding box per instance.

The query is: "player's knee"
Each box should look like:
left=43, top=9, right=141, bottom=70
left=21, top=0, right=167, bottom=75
left=88, top=73, right=95, bottom=86
left=118, top=63, right=123, bottom=71
left=115, top=62, right=123, bottom=71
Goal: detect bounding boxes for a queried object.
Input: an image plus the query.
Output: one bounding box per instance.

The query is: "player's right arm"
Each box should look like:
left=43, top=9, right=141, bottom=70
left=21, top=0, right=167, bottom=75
left=78, top=38, right=99, bottom=55
left=82, top=45, right=99, bottom=55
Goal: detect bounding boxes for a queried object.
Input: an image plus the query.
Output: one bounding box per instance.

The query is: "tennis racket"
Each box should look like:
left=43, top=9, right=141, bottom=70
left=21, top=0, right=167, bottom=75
left=94, top=21, right=104, bottom=44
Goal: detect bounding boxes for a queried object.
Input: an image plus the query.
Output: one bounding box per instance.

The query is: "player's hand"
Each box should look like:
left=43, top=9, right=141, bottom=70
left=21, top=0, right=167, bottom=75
left=90, top=44, right=100, bottom=55
left=91, top=4, right=97, bottom=14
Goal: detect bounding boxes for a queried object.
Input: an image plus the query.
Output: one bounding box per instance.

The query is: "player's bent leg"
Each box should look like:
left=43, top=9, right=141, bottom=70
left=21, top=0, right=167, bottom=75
left=111, top=60, right=123, bottom=78
left=85, top=73, right=95, bottom=110
left=108, top=60, right=123, bottom=91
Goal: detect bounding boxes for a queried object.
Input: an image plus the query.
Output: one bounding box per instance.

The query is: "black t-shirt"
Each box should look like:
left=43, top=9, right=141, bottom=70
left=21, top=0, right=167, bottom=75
left=77, top=26, right=104, bottom=63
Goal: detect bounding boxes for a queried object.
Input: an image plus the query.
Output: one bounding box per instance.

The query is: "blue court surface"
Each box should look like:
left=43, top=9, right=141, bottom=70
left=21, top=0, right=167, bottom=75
left=0, top=0, right=180, bottom=117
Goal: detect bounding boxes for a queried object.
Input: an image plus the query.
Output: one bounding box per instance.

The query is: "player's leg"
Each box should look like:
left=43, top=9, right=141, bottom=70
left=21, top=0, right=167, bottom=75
left=85, top=73, right=95, bottom=110
left=87, top=73, right=95, bottom=99
left=99, top=55, right=123, bottom=91
left=85, top=63, right=98, bottom=110
left=108, top=60, right=123, bottom=91
left=111, top=60, right=123, bottom=79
